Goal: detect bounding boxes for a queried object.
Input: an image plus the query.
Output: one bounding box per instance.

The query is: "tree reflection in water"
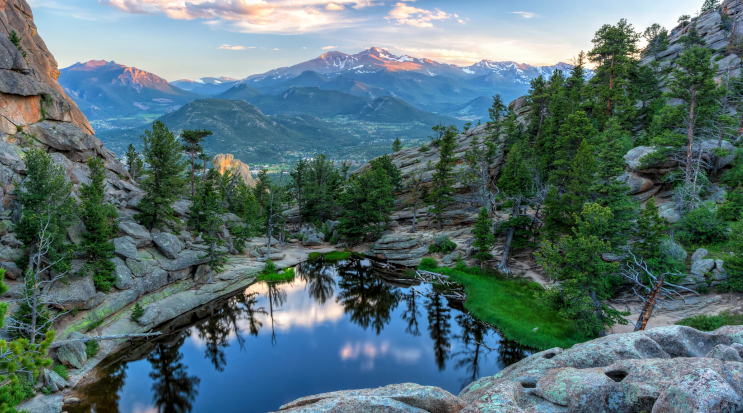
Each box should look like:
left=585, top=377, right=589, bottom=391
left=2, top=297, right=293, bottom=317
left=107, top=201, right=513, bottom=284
left=426, top=292, right=452, bottom=371
left=194, top=292, right=266, bottom=371
left=298, top=259, right=337, bottom=304
left=148, top=333, right=201, bottom=413
left=453, top=314, right=492, bottom=389
left=66, top=362, right=128, bottom=413
left=265, top=282, right=288, bottom=346
left=333, top=258, right=401, bottom=334
left=400, top=290, right=421, bottom=337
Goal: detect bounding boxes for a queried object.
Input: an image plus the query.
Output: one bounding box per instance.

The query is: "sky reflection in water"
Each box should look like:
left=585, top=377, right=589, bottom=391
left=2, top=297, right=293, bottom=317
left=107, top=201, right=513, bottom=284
left=68, top=258, right=532, bottom=413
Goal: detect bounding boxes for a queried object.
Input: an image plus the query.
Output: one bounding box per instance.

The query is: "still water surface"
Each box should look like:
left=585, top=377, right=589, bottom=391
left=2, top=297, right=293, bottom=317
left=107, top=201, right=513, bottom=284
left=68, top=258, right=531, bottom=413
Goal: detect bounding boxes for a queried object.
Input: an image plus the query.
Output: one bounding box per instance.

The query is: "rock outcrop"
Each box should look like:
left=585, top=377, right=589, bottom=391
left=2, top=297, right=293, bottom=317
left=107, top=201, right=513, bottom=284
left=280, top=325, right=743, bottom=413
left=213, top=153, right=256, bottom=187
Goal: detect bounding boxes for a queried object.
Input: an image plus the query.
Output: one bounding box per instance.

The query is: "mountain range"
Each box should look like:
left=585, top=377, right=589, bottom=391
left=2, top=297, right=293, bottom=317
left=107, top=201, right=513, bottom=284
left=58, top=48, right=577, bottom=128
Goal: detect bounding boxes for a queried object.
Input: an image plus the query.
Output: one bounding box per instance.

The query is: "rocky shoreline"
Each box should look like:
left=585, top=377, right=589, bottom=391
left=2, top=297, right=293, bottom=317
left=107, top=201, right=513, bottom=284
left=274, top=325, right=743, bottom=412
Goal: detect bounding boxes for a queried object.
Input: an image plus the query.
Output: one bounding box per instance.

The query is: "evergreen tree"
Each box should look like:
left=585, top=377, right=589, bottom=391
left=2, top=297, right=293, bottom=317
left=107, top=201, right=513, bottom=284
left=496, top=141, right=538, bottom=273
left=196, top=170, right=230, bottom=284
left=125, top=144, right=144, bottom=182
left=642, top=24, right=669, bottom=58
left=427, top=125, right=458, bottom=228
left=392, top=138, right=402, bottom=152
left=370, top=154, right=402, bottom=192
left=525, top=76, right=550, bottom=140
left=472, top=208, right=495, bottom=269
left=464, top=134, right=497, bottom=209
left=667, top=45, right=721, bottom=187
left=632, top=197, right=669, bottom=265
left=289, top=158, right=309, bottom=227
left=566, top=51, right=588, bottom=113
left=678, top=15, right=691, bottom=30
left=587, top=18, right=640, bottom=126
left=338, top=166, right=394, bottom=242
left=136, top=121, right=187, bottom=230
left=701, top=0, right=720, bottom=13
left=7, top=30, right=26, bottom=59
left=181, top=129, right=212, bottom=197
left=79, top=157, right=119, bottom=292
left=550, top=111, right=597, bottom=185
left=727, top=219, right=743, bottom=291
left=537, top=204, right=629, bottom=337
left=303, top=154, right=343, bottom=223
left=16, top=148, right=74, bottom=274
left=536, top=70, right=570, bottom=177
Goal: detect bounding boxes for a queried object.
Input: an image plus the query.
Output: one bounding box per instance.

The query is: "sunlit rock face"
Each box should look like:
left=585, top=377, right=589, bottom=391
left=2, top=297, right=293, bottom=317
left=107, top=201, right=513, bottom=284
left=213, top=153, right=256, bottom=187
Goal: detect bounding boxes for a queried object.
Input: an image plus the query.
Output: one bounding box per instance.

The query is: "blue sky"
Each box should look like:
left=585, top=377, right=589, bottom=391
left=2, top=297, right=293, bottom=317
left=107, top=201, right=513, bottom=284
left=28, top=0, right=702, bottom=81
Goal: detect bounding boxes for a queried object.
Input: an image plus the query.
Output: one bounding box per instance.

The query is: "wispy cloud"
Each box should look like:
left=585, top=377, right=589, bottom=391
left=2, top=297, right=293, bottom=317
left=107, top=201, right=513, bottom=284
left=385, top=2, right=450, bottom=28
left=99, top=0, right=371, bottom=33
left=512, top=11, right=538, bottom=19
left=218, top=44, right=249, bottom=50
left=321, top=45, right=337, bottom=49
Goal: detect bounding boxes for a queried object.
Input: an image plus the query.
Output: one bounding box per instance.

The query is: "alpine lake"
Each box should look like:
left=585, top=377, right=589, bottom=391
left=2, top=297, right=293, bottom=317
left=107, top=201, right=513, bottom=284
left=66, top=255, right=532, bottom=413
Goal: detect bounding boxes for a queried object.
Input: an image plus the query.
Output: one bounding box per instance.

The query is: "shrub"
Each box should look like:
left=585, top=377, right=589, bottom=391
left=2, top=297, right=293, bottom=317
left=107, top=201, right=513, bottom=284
left=263, top=259, right=277, bottom=274
left=717, top=187, right=743, bottom=221
left=52, top=364, right=69, bottom=380
left=428, top=236, right=457, bottom=254
left=85, top=340, right=100, bottom=358
left=419, top=257, right=438, bottom=270
left=674, top=207, right=728, bottom=245
left=676, top=311, right=743, bottom=331
left=131, top=302, right=145, bottom=322
left=329, top=236, right=339, bottom=245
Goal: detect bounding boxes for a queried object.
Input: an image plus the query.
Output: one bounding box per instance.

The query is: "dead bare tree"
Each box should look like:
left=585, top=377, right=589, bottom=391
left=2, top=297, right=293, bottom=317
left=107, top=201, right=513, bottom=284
left=616, top=252, right=698, bottom=331
left=406, top=168, right=426, bottom=233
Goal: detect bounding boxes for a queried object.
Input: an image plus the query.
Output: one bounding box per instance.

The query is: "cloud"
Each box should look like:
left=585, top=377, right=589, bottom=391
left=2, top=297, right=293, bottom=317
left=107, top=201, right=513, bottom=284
left=512, top=11, right=538, bottom=19
left=100, top=0, right=370, bottom=33
left=325, top=2, right=345, bottom=10
left=385, top=2, right=450, bottom=28
left=322, top=45, right=337, bottom=49
left=218, top=44, right=247, bottom=50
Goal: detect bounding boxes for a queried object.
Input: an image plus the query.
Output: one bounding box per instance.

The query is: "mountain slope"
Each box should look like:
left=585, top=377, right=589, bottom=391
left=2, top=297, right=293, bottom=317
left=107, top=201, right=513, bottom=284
left=96, top=99, right=360, bottom=163
left=171, top=77, right=239, bottom=95
left=58, top=60, right=199, bottom=128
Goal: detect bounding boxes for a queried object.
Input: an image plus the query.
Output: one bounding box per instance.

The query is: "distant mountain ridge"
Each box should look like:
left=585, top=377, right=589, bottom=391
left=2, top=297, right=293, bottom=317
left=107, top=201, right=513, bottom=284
left=171, top=76, right=239, bottom=95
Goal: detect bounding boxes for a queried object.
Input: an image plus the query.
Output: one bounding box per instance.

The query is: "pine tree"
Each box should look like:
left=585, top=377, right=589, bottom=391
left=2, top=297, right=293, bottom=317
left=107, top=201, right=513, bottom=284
left=537, top=203, right=629, bottom=337
left=428, top=125, right=458, bottom=229
left=181, top=129, right=212, bottom=197
left=550, top=111, right=597, bottom=185
left=496, top=141, right=538, bottom=273
left=135, top=121, right=187, bottom=230
left=566, top=51, right=588, bottom=113
left=667, top=45, right=721, bottom=188
left=194, top=170, right=229, bottom=283
left=338, top=166, right=394, bottom=242
left=727, top=219, right=743, bottom=291
left=464, top=134, right=497, bottom=209
left=587, top=18, right=640, bottom=126
left=16, top=148, right=75, bottom=274
left=536, top=70, right=570, bottom=177
left=125, top=144, right=144, bottom=182
left=131, top=303, right=145, bottom=322
left=525, top=76, right=550, bottom=140
left=289, top=158, right=309, bottom=227
left=701, top=0, right=720, bottom=13
left=633, top=197, right=667, bottom=261
left=392, top=138, right=402, bottom=152
left=79, top=157, right=119, bottom=292
left=303, top=154, right=343, bottom=223
left=7, top=30, right=26, bottom=59
left=642, top=24, right=669, bottom=58
left=472, top=208, right=495, bottom=269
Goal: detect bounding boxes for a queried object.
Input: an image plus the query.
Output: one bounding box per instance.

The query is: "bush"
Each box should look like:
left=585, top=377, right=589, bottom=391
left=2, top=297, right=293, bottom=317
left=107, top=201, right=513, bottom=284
left=52, top=364, right=69, bottom=380
left=263, top=259, right=277, bottom=274
left=428, top=236, right=457, bottom=254
left=419, top=257, right=438, bottom=270
left=258, top=267, right=295, bottom=282
left=676, top=311, right=743, bottom=331
left=85, top=340, right=100, bottom=358
left=717, top=187, right=743, bottom=221
left=131, top=302, right=145, bottom=322
left=329, top=236, right=339, bottom=245
left=674, top=207, right=728, bottom=245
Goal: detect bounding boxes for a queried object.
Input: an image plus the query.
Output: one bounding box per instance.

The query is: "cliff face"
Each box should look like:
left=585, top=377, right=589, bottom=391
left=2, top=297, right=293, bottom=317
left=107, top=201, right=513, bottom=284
left=0, top=0, right=93, bottom=134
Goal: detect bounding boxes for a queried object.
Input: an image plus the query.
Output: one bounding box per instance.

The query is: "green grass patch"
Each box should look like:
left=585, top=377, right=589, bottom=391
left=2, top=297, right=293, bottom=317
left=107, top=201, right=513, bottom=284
left=52, top=364, right=69, bottom=380
left=308, top=251, right=359, bottom=262
left=258, top=267, right=295, bottom=283
left=432, top=266, right=586, bottom=350
left=676, top=310, right=743, bottom=331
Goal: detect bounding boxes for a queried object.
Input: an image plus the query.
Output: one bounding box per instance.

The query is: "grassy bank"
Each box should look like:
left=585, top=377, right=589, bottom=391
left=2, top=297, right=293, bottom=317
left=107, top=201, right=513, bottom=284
left=676, top=311, right=743, bottom=331
left=308, top=251, right=360, bottom=261
left=427, top=265, right=586, bottom=350
left=258, top=267, right=295, bottom=283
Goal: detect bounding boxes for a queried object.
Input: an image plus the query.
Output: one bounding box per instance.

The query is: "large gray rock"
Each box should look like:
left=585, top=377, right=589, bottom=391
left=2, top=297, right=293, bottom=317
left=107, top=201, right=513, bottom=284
left=142, top=268, right=169, bottom=293
left=302, top=233, right=324, bottom=247
left=691, top=258, right=716, bottom=276
left=658, top=202, right=682, bottom=223
left=43, top=369, right=69, bottom=393
left=172, top=199, right=192, bottom=217
left=617, top=171, right=654, bottom=194
left=0, top=67, right=49, bottom=96
left=66, top=217, right=87, bottom=245
left=154, top=249, right=209, bottom=271
left=661, top=238, right=688, bottom=262
left=152, top=232, right=183, bottom=259
left=276, top=383, right=465, bottom=413
left=113, top=236, right=140, bottom=261
left=118, top=220, right=152, bottom=247
left=112, top=257, right=134, bottom=290
left=456, top=325, right=743, bottom=413
left=48, top=275, right=96, bottom=310
left=702, top=139, right=737, bottom=169
left=692, top=248, right=709, bottom=263
left=56, top=332, right=89, bottom=369
left=0, top=37, right=29, bottom=71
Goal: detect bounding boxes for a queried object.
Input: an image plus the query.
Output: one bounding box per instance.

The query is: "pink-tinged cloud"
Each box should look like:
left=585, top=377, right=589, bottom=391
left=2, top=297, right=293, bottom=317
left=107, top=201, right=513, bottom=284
left=385, top=2, right=450, bottom=28
left=219, top=44, right=249, bottom=50
left=512, top=11, right=538, bottom=19
left=322, top=45, right=337, bottom=49
left=100, top=0, right=370, bottom=33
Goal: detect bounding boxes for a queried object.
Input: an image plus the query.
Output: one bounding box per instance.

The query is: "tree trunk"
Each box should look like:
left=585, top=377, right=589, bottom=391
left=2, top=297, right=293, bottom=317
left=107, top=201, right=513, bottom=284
left=497, top=199, right=520, bottom=274
left=607, top=55, right=615, bottom=116
left=634, top=276, right=664, bottom=332
left=411, top=198, right=418, bottom=233
left=590, top=289, right=607, bottom=337
left=686, top=86, right=697, bottom=185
